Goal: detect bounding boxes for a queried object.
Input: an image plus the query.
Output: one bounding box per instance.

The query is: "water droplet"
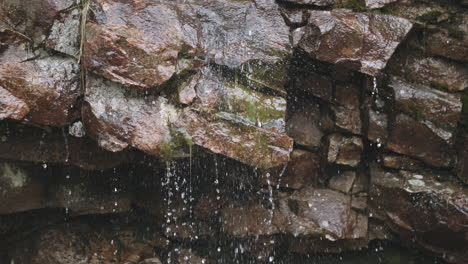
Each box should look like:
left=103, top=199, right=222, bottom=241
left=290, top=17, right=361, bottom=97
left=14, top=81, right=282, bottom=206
left=42, top=163, right=47, bottom=169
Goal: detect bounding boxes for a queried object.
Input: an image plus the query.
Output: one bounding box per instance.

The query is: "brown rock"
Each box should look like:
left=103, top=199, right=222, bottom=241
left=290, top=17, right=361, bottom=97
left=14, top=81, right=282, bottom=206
left=297, top=10, right=413, bottom=76
left=259, top=149, right=322, bottom=189
left=327, top=134, right=363, bottom=167
left=286, top=102, right=323, bottom=149
left=294, top=72, right=333, bottom=102
left=387, top=51, right=468, bottom=91
left=389, top=76, right=462, bottom=132
left=370, top=165, right=468, bottom=264
left=0, top=162, right=48, bottom=214
left=0, top=0, right=75, bottom=43
left=456, top=135, right=468, bottom=184
left=222, top=203, right=278, bottom=237
left=0, top=46, right=80, bottom=126
left=382, top=154, right=424, bottom=171
left=0, top=86, right=29, bottom=120
left=328, top=170, right=356, bottom=194
left=84, top=71, right=292, bottom=168
left=332, top=106, right=362, bottom=135
left=367, top=109, right=388, bottom=144
left=387, top=114, right=453, bottom=168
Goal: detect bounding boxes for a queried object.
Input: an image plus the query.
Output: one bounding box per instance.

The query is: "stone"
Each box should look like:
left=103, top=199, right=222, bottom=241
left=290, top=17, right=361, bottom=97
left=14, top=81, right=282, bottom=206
left=334, top=83, right=360, bottom=110
left=327, top=134, right=363, bottom=167
left=222, top=203, right=278, bottom=237
left=0, top=0, right=75, bottom=43
left=279, top=8, right=308, bottom=27
left=176, top=249, right=209, bottom=264
left=45, top=9, right=80, bottom=57
left=190, top=0, right=292, bottom=92
left=277, top=188, right=368, bottom=240
left=85, top=0, right=292, bottom=93
left=389, top=76, right=462, bottom=133
left=328, top=170, right=356, bottom=194
left=0, top=46, right=81, bottom=126
left=382, top=154, right=424, bottom=171
left=0, top=162, right=48, bottom=214
left=332, top=106, right=362, bottom=135
left=259, top=150, right=322, bottom=189
left=84, top=0, right=201, bottom=90
left=369, top=165, right=468, bottom=264
left=84, top=73, right=292, bottom=168
left=293, top=71, right=333, bottom=102
left=140, top=258, right=162, bottom=264
left=297, top=10, right=413, bottom=76
left=280, top=0, right=340, bottom=5
left=387, top=114, right=453, bottom=168
left=365, top=0, right=397, bottom=9
left=367, top=109, right=388, bottom=144
left=0, top=121, right=133, bottom=171
left=286, top=102, right=323, bottom=149
left=387, top=51, right=468, bottom=92
left=0, top=86, right=29, bottom=120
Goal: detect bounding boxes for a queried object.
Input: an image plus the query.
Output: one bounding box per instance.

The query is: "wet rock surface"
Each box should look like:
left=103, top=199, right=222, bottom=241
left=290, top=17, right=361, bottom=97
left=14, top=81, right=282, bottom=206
left=1, top=0, right=467, bottom=263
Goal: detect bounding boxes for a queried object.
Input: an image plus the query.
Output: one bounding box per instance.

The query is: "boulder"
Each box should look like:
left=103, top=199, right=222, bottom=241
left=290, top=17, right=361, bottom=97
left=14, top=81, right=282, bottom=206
left=387, top=114, right=453, bottom=168
left=389, top=76, right=462, bottom=134
left=0, top=45, right=80, bottom=126
left=327, top=134, right=363, bottom=167
left=84, top=73, right=292, bottom=168
left=297, top=10, right=412, bottom=76
left=286, top=102, right=323, bottom=149
left=370, top=165, right=468, bottom=264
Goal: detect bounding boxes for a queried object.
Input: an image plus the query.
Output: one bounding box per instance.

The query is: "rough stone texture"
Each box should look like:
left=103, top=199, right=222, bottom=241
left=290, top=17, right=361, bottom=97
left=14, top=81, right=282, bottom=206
left=370, top=165, right=468, bottom=264
left=297, top=10, right=413, bottom=76
left=0, top=87, right=29, bottom=120
left=456, top=135, right=468, bottom=184
left=259, top=149, right=322, bottom=189
left=84, top=0, right=201, bottom=90
left=387, top=114, right=453, bottom=168
left=389, top=76, right=462, bottom=133
left=365, top=0, right=397, bottom=9
left=286, top=102, right=323, bottom=149
left=387, top=50, right=468, bottom=91
left=84, top=74, right=292, bottom=168
left=222, top=188, right=368, bottom=242
left=280, top=0, right=341, bottom=6
left=45, top=9, right=80, bottom=57
left=0, top=45, right=80, bottom=126
left=382, top=154, right=424, bottom=171
left=0, top=0, right=75, bottom=43
left=367, top=109, right=388, bottom=144
left=328, top=170, right=356, bottom=194
left=327, top=134, right=363, bottom=167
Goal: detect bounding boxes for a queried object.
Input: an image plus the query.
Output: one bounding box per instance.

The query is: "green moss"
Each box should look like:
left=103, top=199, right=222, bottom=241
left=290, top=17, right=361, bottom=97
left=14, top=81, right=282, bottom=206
left=429, top=82, right=450, bottom=93
left=160, top=128, right=193, bottom=160
left=416, top=11, right=443, bottom=24
left=334, top=0, right=367, bottom=12
left=447, top=28, right=465, bottom=40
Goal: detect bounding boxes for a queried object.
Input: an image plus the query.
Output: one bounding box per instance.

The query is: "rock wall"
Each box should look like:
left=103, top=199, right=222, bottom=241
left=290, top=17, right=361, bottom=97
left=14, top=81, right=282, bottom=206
left=0, top=0, right=467, bottom=263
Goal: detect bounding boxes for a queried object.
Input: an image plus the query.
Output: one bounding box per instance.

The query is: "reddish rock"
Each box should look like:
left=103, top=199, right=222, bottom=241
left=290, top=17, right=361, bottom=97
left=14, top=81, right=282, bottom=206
left=0, top=0, right=75, bottom=43
left=387, top=114, right=453, bottom=168
left=332, top=106, right=362, bottom=135
left=84, top=0, right=201, bottom=90
left=0, top=45, right=80, bottom=126
left=0, top=87, right=29, bottom=120
left=294, top=72, right=333, bottom=102
left=365, top=0, right=397, bottom=9
left=84, top=74, right=292, bottom=168
left=297, top=10, right=412, bottom=76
